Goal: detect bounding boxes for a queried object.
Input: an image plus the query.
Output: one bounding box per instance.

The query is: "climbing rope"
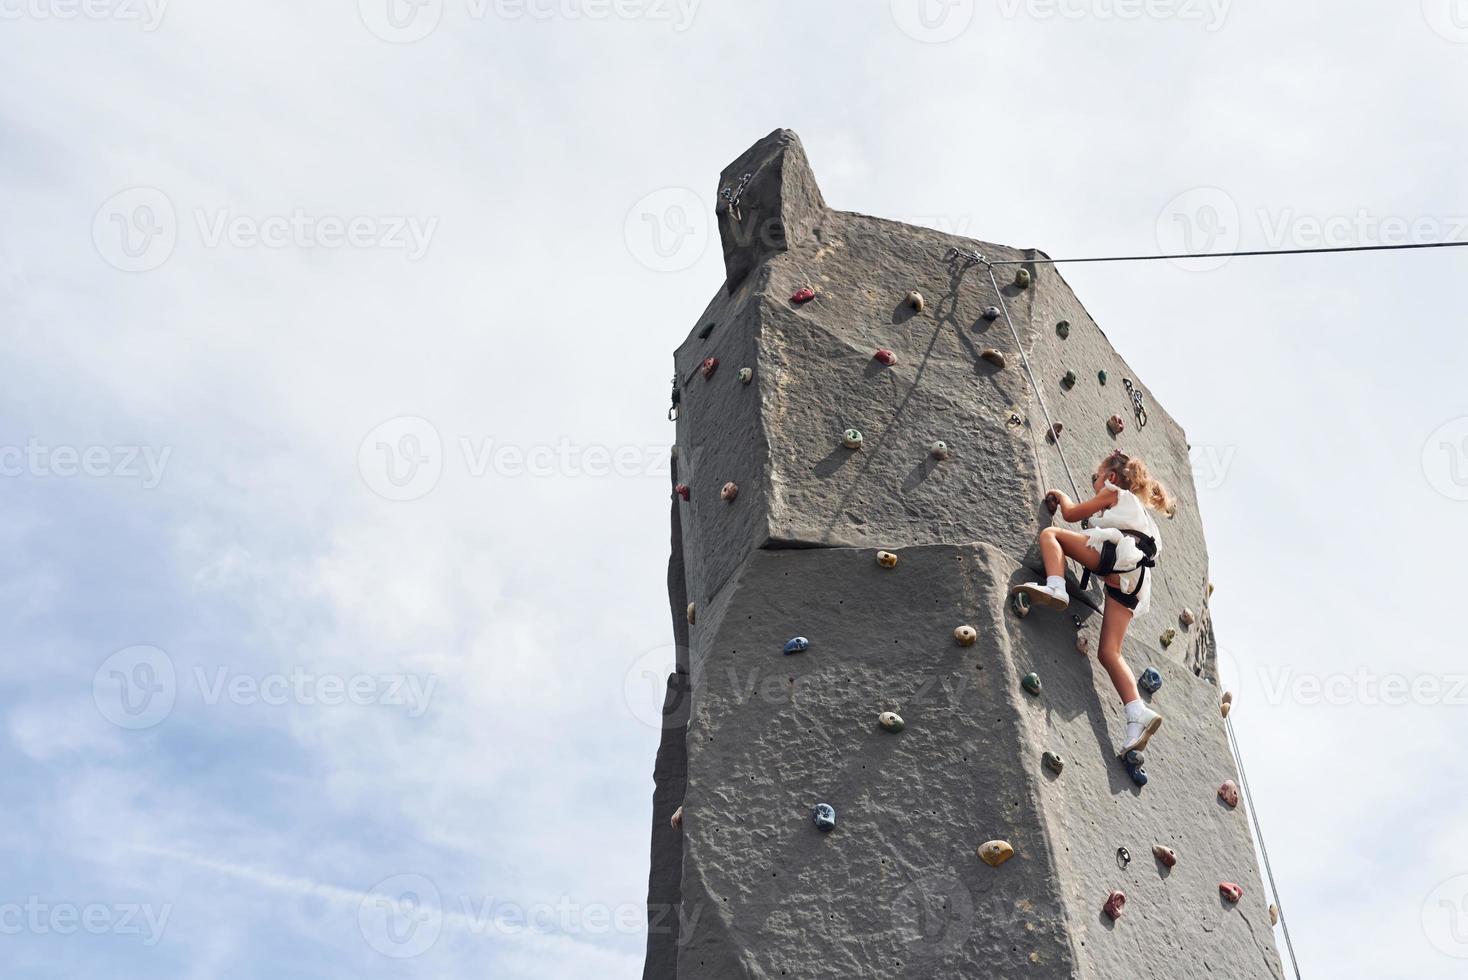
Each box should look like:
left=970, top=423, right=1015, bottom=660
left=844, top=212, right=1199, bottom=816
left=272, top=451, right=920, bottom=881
left=984, top=238, right=1468, bottom=265
left=1225, top=714, right=1303, bottom=979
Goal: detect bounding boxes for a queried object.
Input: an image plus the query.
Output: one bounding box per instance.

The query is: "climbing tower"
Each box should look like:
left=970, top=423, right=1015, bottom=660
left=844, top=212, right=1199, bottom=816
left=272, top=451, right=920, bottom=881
left=642, top=129, right=1283, bottom=979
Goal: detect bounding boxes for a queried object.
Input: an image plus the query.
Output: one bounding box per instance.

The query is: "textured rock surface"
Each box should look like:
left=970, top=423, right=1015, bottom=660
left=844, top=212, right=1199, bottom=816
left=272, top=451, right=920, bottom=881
left=643, top=130, right=1282, bottom=979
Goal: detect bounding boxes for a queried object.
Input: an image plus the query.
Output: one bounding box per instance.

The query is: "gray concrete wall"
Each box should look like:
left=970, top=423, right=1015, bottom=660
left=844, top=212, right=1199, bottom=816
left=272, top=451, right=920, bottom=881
left=644, top=129, right=1280, bottom=979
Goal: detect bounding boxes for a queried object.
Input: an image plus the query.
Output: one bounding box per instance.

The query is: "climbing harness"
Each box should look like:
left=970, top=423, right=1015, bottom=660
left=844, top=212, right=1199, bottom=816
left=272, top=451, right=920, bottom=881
left=1226, top=715, right=1303, bottom=979
left=1122, top=377, right=1149, bottom=429
left=1077, top=529, right=1158, bottom=610
left=719, top=173, right=752, bottom=222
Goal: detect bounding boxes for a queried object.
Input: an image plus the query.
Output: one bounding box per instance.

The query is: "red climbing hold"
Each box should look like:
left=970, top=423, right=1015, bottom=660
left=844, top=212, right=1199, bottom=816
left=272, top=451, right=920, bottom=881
left=1219, top=882, right=1244, bottom=904
left=1044, top=492, right=1060, bottom=515
left=1108, top=414, right=1125, bottom=436
left=791, top=287, right=816, bottom=304
left=1104, top=890, right=1126, bottom=920
left=874, top=348, right=898, bottom=366
left=1152, top=844, right=1178, bottom=868
left=1218, top=780, right=1240, bottom=808
left=701, top=357, right=719, bottom=380
left=675, top=484, right=690, bottom=501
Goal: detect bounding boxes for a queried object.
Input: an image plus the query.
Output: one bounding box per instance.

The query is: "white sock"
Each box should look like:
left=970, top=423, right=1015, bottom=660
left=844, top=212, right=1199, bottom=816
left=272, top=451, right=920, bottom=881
left=1046, top=576, right=1066, bottom=593
left=1124, top=699, right=1146, bottom=721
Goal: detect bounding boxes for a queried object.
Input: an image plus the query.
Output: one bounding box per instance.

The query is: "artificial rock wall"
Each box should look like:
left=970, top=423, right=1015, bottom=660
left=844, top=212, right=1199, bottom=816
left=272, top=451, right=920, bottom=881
left=642, top=130, right=1283, bottom=980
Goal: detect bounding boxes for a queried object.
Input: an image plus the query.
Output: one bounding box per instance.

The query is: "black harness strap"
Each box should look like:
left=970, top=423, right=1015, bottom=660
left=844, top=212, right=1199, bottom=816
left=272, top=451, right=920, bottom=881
left=1080, top=529, right=1158, bottom=599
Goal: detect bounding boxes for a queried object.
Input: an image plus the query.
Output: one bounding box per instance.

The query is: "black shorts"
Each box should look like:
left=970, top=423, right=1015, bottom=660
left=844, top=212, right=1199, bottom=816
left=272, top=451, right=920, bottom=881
left=1094, top=540, right=1143, bottom=611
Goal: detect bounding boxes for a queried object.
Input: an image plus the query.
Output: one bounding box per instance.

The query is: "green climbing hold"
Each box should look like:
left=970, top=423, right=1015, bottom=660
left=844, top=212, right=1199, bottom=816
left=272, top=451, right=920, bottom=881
left=1098, top=369, right=1108, bottom=385
left=1022, top=672, right=1042, bottom=696
left=842, top=429, right=864, bottom=450
left=1160, top=627, right=1177, bottom=648
left=1015, top=269, right=1032, bottom=289
left=1061, top=370, right=1077, bottom=389
left=1010, top=591, right=1030, bottom=618
left=1043, top=751, right=1064, bottom=774
left=878, top=711, right=905, bottom=733
left=738, top=367, right=753, bottom=384
left=1056, top=320, right=1070, bottom=339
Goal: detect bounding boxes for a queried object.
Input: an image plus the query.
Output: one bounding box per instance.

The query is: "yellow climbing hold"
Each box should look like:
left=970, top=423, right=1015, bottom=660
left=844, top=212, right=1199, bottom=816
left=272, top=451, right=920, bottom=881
left=1015, top=269, right=1031, bottom=289
left=876, top=550, right=899, bottom=568
left=978, top=840, right=1015, bottom=867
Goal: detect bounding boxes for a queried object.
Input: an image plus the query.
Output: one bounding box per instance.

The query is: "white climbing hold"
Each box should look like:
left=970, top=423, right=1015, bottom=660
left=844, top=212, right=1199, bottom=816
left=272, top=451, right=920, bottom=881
left=842, top=429, right=864, bottom=450
left=906, top=290, right=925, bottom=312
left=738, top=367, right=753, bottom=384
left=1269, top=904, right=1279, bottom=926
left=982, top=305, right=1001, bottom=320
left=954, top=625, right=977, bottom=647
left=878, top=711, right=905, bottom=733
left=929, top=440, right=950, bottom=460
left=1180, top=608, right=1196, bottom=627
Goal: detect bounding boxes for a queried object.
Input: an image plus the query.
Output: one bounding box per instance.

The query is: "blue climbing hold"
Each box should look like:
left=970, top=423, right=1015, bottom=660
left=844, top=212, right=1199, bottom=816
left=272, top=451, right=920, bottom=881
left=1139, top=667, right=1163, bottom=694
left=812, top=803, right=836, bottom=832
left=784, top=636, right=810, bottom=655
left=1121, top=750, right=1148, bottom=787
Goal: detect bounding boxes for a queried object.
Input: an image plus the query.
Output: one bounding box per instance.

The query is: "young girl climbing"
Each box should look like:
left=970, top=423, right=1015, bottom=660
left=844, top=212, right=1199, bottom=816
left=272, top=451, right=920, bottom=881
left=1011, top=450, right=1176, bottom=756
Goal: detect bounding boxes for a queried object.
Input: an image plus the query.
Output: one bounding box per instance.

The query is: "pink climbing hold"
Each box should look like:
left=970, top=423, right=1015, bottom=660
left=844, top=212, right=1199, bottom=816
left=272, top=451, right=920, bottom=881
left=791, top=286, right=816, bottom=304
left=1219, top=882, right=1244, bottom=904
left=1218, top=780, right=1240, bottom=808
left=701, top=357, right=719, bottom=380
left=720, top=481, right=739, bottom=502
left=1152, top=844, right=1178, bottom=868
left=874, top=348, right=898, bottom=366
left=675, top=484, right=690, bottom=501
left=1104, top=890, right=1126, bottom=921
left=1108, top=414, right=1125, bottom=436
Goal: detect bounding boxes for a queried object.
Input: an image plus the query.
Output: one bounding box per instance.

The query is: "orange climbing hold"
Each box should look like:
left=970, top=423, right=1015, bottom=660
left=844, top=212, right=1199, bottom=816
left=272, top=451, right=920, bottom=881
left=978, top=840, right=1014, bottom=867
left=876, top=551, right=899, bottom=569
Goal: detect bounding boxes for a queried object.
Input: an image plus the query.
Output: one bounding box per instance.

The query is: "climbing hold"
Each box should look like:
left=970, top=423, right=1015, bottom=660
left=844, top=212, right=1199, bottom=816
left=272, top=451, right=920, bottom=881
left=1221, top=701, right=1232, bottom=719
left=1138, top=667, right=1163, bottom=694
left=686, top=603, right=696, bottom=625
left=670, top=805, right=683, bottom=831
left=1270, top=904, right=1279, bottom=926
left=812, top=803, right=837, bottom=832
left=697, top=322, right=716, bottom=340
left=1061, top=370, right=1077, bottom=390
left=1044, top=491, right=1061, bottom=515
left=791, top=286, right=816, bottom=304
left=1076, top=634, right=1090, bottom=655
left=1015, top=268, right=1032, bottom=289
left=1121, top=750, right=1148, bottom=786
left=876, top=550, right=899, bottom=569
left=1218, top=780, right=1240, bottom=808
left=1021, top=672, right=1042, bottom=696
left=874, top=348, right=898, bottom=366
left=1208, top=581, right=1216, bottom=597
left=1056, top=320, right=1071, bottom=339
left=1107, top=414, right=1126, bottom=436
left=720, top=481, right=739, bottom=502
left=1222, top=691, right=1234, bottom=705
left=1097, top=369, right=1108, bottom=385
left=1103, top=890, right=1126, bottom=921
left=978, top=840, right=1015, bottom=867
left=1043, top=751, right=1064, bottom=774
left=905, top=290, right=925, bottom=312
left=982, top=305, right=1001, bottom=320
left=1152, top=844, right=1178, bottom=868
left=675, top=484, right=690, bottom=501
left=738, top=367, right=753, bottom=384
left=1159, top=627, right=1177, bottom=648
left=980, top=347, right=1007, bottom=369
left=670, top=445, right=679, bottom=460
left=878, top=711, right=905, bottom=733
left=700, top=357, right=719, bottom=380
left=842, top=429, right=864, bottom=450
left=1046, top=422, right=1064, bottom=443
left=1010, top=591, right=1031, bottom=618
left=1219, top=882, right=1244, bottom=904
left=784, top=636, right=810, bottom=655
left=929, top=440, right=950, bottom=461
left=954, top=625, right=977, bottom=647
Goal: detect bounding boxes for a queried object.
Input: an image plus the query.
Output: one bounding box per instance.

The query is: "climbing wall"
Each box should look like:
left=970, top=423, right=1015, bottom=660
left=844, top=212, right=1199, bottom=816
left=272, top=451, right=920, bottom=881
left=641, top=129, right=1283, bottom=979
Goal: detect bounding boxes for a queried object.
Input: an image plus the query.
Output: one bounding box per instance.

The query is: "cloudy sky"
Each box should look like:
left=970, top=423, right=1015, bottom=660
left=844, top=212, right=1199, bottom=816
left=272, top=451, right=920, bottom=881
left=2, top=2, right=1467, bottom=977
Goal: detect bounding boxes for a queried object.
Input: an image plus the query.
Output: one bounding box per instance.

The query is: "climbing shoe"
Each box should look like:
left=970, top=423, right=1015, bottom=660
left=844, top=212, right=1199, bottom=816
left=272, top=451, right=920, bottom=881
left=1121, top=704, right=1163, bottom=754
left=1011, top=581, right=1068, bottom=612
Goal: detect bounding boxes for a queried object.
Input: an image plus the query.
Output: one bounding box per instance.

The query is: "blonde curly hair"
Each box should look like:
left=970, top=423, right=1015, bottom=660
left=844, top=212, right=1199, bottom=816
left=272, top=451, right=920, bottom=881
left=1099, top=450, right=1176, bottom=517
